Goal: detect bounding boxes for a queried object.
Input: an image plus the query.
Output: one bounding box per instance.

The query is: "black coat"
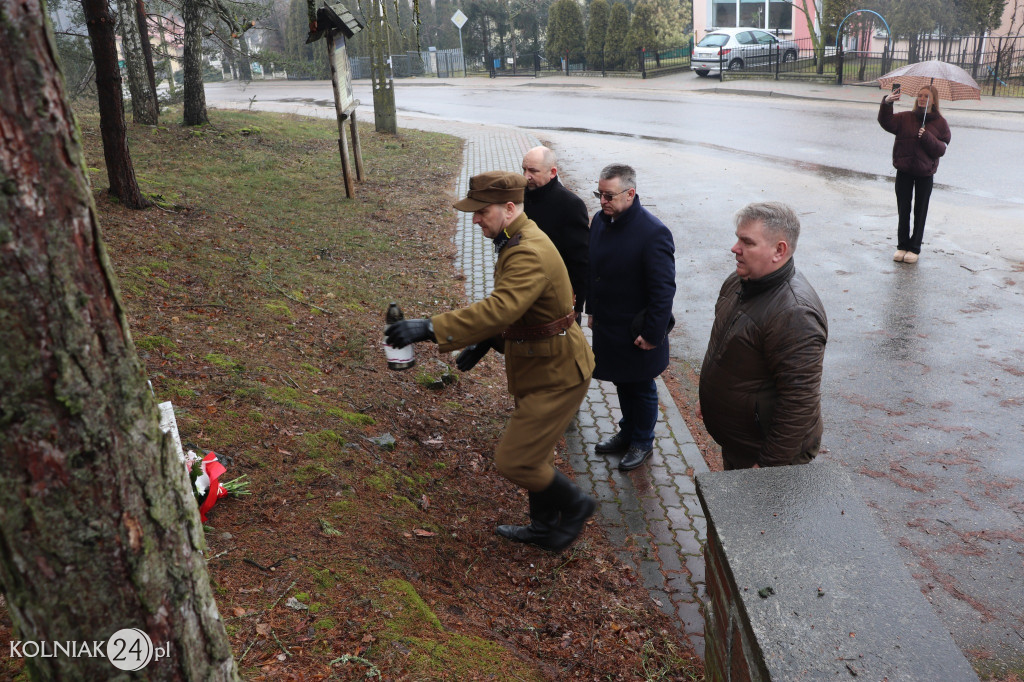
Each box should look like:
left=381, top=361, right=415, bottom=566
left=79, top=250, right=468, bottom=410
left=587, top=197, right=676, bottom=383
left=523, top=175, right=590, bottom=313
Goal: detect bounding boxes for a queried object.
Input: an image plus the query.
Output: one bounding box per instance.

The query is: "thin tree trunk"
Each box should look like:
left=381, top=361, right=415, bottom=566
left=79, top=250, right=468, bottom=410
left=157, top=14, right=178, bottom=95
left=82, top=0, right=150, bottom=207
left=183, top=0, right=210, bottom=125
left=0, top=1, right=239, bottom=679
left=238, top=36, right=253, bottom=80
left=117, top=0, right=159, bottom=124
left=136, top=0, right=160, bottom=110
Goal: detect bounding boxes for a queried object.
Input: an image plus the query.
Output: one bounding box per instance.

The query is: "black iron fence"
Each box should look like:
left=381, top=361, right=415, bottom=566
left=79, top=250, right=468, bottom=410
left=715, top=34, right=1024, bottom=98
left=346, top=35, right=1023, bottom=97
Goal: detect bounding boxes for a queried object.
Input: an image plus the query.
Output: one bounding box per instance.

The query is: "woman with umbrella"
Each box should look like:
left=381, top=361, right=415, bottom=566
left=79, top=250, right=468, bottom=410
left=877, top=83, right=952, bottom=264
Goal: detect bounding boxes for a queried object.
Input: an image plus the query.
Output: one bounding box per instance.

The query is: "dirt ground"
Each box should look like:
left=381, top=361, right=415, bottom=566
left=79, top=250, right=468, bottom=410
left=0, top=111, right=702, bottom=680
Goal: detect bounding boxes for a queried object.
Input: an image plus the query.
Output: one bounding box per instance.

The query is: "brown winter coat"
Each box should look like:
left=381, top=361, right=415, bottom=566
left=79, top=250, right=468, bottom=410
left=698, top=259, right=828, bottom=469
left=878, top=98, right=951, bottom=177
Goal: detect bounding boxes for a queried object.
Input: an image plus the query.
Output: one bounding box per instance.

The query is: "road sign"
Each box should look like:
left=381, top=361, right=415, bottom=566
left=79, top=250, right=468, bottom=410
left=451, top=9, right=467, bottom=29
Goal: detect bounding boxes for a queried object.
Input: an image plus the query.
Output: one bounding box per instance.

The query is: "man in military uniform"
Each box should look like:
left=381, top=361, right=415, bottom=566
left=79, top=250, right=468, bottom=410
left=385, top=171, right=596, bottom=553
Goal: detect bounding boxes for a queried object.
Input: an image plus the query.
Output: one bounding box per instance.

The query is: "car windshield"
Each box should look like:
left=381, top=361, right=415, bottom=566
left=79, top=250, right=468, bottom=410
left=697, top=34, right=729, bottom=47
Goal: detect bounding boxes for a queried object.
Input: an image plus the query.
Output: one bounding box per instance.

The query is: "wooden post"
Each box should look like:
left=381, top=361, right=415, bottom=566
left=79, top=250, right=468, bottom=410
left=349, top=110, right=364, bottom=181
left=327, top=30, right=355, bottom=198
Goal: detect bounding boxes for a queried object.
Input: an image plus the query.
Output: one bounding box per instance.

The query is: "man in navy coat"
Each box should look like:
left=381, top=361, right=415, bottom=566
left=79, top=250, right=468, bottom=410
left=586, top=164, right=676, bottom=471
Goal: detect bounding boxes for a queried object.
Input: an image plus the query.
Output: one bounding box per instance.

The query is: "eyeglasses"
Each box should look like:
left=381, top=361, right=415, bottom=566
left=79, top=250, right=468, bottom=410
left=593, top=188, right=631, bottom=202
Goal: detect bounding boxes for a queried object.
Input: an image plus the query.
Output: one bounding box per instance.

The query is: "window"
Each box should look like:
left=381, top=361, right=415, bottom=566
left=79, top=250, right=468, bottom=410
left=711, top=0, right=793, bottom=31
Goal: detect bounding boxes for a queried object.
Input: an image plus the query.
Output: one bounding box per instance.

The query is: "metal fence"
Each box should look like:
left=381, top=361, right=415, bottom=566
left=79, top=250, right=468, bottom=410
left=716, top=34, right=1024, bottom=98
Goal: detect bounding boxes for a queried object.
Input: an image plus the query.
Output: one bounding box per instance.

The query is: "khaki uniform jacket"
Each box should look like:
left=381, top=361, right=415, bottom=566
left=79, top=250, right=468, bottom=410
left=432, top=213, right=594, bottom=397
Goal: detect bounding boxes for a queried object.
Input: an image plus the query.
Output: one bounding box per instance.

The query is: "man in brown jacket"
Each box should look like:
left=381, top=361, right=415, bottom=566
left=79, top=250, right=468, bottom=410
left=697, top=202, right=828, bottom=470
left=386, top=171, right=596, bottom=552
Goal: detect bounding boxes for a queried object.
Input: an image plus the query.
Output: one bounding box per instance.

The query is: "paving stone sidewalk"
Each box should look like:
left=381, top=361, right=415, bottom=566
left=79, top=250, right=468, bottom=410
left=450, top=124, right=710, bottom=657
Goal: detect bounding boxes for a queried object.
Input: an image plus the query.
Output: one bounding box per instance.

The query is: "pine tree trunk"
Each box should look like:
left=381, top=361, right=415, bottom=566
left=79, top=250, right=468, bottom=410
left=117, top=0, right=159, bottom=124
left=136, top=0, right=161, bottom=112
left=0, top=3, right=239, bottom=680
left=183, top=0, right=210, bottom=126
left=82, top=0, right=150, bottom=208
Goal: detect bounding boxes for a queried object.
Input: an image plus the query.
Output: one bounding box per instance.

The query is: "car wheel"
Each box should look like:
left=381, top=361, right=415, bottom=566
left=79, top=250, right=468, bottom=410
left=728, top=58, right=744, bottom=71
left=695, top=69, right=710, bottom=78
left=783, top=50, right=797, bottom=63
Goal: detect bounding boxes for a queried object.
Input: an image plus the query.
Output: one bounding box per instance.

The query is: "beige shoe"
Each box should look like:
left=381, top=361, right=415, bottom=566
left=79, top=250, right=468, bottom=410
left=893, top=249, right=906, bottom=262
left=903, top=252, right=919, bottom=264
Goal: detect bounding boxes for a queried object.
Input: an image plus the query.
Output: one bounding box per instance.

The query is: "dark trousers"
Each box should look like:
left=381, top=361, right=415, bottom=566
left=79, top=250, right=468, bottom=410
left=613, top=379, right=659, bottom=449
left=894, top=170, right=934, bottom=254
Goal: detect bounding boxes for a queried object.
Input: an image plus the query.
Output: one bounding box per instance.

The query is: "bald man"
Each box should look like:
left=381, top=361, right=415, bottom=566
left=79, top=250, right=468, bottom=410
left=522, top=146, right=590, bottom=319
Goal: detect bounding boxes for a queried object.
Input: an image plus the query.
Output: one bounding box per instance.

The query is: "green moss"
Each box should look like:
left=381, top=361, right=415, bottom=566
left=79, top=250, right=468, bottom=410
left=264, top=301, right=292, bottom=318
left=364, top=473, right=394, bottom=493
left=234, top=387, right=261, bottom=401
left=308, top=567, right=334, bottom=590
left=293, top=592, right=310, bottom=603
left=136, top=335, right=177, bottom=352
left=340, top=411, right=375, bottom=426
left=329, top=500, right=352, bottom=516
left=293, top=463, right=330, bottom=483
left=303, top=429, right=345, bottom=460
left=390, top=495, right=417, bottom=510
left=161, top=378, right=197, bottom=399
left=205, top=352, right=242, bottom=372
left=371, top=578, right=543, bottom=680
left=265, top=386, right=312, bottom=411
left=308, top=602, right=324, bottom=614
left=299, top=362, right=321, bottom=375
left=314, top=617, right=336, bottom=631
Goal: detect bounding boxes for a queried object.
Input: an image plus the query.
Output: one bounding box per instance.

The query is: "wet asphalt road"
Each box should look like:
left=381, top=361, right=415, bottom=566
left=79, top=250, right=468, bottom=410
left=206, top=78, right=1024, bottom=673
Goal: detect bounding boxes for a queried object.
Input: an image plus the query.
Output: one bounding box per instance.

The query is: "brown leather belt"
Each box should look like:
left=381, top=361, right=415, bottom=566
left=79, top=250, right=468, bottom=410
left=502, top=310, right=576, bottom=341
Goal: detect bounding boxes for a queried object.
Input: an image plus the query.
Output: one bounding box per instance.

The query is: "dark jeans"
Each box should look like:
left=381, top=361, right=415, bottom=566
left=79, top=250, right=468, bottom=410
left=613, top=379, right=659, bottom=449
left=895, top=170, right=934, bottom=254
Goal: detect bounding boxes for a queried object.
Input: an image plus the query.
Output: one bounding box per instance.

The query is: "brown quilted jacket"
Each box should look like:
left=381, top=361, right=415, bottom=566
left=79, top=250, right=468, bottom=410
left=698, top=259, right=828, bottom=468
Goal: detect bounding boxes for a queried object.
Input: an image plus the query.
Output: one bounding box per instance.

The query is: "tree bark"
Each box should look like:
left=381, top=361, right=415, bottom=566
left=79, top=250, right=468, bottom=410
left=136, top=0, right=161, bottom=109
left=81, top=0, right=150, bottom=208
left=237, top=36, right=253, bottom=80
left=117, top=0, right=159, bottom=124
left=0, top=2, right=239, bottom=679
left=183, top=0, right=210, bottom=125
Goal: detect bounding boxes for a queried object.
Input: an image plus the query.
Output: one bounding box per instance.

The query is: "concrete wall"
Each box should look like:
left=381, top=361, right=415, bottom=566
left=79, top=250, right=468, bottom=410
left=696, top=461, right=979, bottom=681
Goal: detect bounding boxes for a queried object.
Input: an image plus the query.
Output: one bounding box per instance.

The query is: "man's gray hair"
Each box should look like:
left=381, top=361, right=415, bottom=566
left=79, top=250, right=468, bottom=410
left=734, top=202, right=801, bottom=252
left=599, top=164, right=636, bottom=190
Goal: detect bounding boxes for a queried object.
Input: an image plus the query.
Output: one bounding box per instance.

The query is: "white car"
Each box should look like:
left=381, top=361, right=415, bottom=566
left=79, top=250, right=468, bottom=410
left=692, top=27, right=799, bottom=77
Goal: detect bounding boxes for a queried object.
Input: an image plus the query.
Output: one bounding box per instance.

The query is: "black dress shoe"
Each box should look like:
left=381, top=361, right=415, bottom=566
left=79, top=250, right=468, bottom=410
left=595, top=432, right=630, bottom=455
left=619, top=444, right=653, bottom=471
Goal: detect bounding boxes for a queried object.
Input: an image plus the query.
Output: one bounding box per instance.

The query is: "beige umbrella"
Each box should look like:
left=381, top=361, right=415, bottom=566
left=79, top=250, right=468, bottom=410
left=877, top=60, right=981, bottom=101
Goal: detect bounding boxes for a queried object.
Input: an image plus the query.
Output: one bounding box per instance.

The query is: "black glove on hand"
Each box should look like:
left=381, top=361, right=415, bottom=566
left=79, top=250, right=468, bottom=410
left=455, top=343, right=490, bottom=372
left=385, top=319, right=435, bottom=348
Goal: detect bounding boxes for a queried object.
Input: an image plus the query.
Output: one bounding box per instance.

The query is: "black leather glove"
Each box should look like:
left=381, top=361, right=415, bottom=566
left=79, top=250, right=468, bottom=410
left=455, top=343, right=490, bottom=372
left=385, top=319, right=435, bottom=348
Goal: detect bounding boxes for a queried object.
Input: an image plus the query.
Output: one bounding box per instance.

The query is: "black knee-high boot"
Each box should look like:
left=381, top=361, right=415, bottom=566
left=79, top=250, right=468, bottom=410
left=496, top=471, right=595, bottom=552
left=496, top=490, right=558, bottom=544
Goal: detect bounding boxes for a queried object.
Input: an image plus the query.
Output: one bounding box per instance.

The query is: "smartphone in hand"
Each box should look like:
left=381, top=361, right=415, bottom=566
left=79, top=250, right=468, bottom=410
left=891, top=82, right=901, bottom=96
